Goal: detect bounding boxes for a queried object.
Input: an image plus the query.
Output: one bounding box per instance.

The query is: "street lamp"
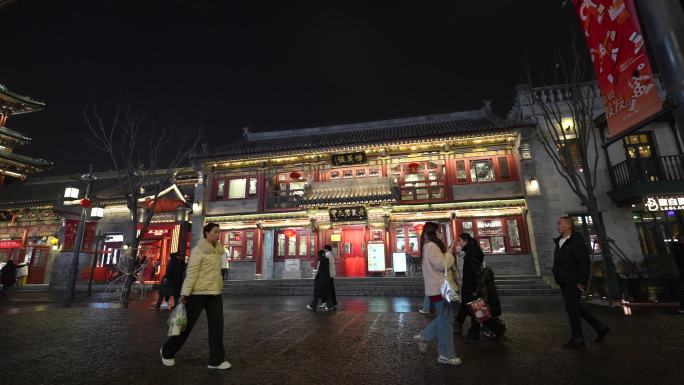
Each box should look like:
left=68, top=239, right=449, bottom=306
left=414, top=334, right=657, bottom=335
left=63, top=165, right=99, bottom=304
left=64, top=186, right=80, bottom=199
left=90, top=206, right=104, bottom=219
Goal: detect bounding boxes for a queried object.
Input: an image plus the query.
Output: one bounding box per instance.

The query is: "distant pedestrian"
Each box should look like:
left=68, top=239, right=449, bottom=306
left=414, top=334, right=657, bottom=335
left=16, top=263, right=29, bottom=286
left=454, top=232, right=484, bottom=340
left=221, top=249, right=229, bottom=280
left=670, top=234, right=684, bottom=314
left=317, top=245, right=337, bottom=310
left=152, top=253, right=186, bottom=310
left=160, top=223, right=231, bottom=370
left=1, top=259, right=18, bottom=295
left=307, top=250, right=334, bottom=311
left=413, top=222, right=461, bottom=366
left=553, top=216, right=610, bottom=348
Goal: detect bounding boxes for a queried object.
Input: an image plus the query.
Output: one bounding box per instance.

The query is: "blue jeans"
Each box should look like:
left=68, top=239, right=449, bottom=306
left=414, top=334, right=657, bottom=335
left=420, top=296, right=433, bottom=312
left=420, top=299, right=456, bottom=359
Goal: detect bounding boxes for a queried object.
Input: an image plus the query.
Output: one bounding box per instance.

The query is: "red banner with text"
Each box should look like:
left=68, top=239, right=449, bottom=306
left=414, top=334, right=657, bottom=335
left=63, top=219, right=97, bottom=252
left=574, top=0, right=662, bottom=138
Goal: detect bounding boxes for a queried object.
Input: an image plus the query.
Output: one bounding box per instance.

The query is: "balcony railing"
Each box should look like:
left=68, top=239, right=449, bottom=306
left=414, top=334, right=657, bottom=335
left=609, top=154, right=684, bottom=190
left=265, top=189, right=305, bottom=210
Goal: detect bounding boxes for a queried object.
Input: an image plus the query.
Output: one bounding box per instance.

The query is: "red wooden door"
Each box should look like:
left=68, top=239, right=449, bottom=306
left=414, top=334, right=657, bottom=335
left=27, top=247, right=50, bottom=284
left=341, top=227, right=366, bottom=277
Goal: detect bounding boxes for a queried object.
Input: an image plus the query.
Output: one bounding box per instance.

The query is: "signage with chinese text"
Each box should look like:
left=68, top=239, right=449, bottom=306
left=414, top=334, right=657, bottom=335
left=330, top=151, right=367, bottom=167
left=63, top=219, right=97, bottom=252
left=367, top=242, right=386, bottom=272
left=573, top=0, right=662, bottom=138
left=329, top=206, right=367, bottom=222
left=644, top=196, right=684, bottom=212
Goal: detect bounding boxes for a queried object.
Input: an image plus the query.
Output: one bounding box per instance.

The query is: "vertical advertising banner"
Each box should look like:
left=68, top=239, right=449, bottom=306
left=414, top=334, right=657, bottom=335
left=574, top=0, right=662, bottom=138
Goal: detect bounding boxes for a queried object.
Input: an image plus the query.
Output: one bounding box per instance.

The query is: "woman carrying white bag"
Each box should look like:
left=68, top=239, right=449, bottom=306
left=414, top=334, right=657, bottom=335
left=413, top=221, right=462, bottom=366
left=160, top=223, right=231, bottom=370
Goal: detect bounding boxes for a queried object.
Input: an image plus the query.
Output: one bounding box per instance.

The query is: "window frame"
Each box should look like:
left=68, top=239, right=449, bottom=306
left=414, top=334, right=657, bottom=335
left=451, top=154, right=518, bottom=185
left=274, top=228, right=311, bottom=261
left=221, top=229, right=257, bottom=261
left=212, top=175, right=259, bottom=201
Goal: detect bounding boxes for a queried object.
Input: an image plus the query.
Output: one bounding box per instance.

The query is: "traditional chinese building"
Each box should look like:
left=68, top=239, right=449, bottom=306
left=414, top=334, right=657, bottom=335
left=0, top=83, right=53, bottom=185
left=194, top=104, right=539, bottom=280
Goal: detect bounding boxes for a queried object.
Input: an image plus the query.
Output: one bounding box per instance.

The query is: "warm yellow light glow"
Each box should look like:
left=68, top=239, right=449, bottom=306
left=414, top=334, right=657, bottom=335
left=561, top=117, right=575, bottom=131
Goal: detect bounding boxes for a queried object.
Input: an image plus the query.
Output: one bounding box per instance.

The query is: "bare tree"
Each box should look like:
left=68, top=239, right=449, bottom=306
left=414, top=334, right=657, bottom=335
left=521, top=40, right=643, bottom=301
left=84, top=102, right=201, bottom=299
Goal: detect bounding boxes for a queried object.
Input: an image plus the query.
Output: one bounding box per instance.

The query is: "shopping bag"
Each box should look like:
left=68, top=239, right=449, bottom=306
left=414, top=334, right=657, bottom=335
left=467, top=298, right=492, bottom=323
left=440, top=256, right=460, bottom=303
left=167, top=303, right=187, bottom=336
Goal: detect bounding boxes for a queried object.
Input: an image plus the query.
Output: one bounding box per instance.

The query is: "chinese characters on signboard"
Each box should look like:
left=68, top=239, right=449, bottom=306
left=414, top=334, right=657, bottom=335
left=329, top=206, right=367, bottom=222
left=573, top=0, right=662, bottom=138
left=63, top=219, right=97, bottom=252
left=644, top=196, right=684, bottom=212
left=330, top=151, right=367, bottom=167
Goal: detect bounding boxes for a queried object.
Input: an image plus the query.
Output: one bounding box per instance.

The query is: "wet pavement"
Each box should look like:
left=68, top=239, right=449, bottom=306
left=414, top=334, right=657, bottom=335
left=0, top=294, right=683, bottom=385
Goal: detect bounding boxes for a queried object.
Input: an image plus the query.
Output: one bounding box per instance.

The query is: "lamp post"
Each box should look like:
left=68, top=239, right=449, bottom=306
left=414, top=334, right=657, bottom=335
left=63, top=165, right=98, bottom=304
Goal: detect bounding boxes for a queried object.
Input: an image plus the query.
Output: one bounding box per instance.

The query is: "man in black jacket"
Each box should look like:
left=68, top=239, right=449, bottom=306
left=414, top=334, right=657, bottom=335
left=553, top=217, right=610, bottom=348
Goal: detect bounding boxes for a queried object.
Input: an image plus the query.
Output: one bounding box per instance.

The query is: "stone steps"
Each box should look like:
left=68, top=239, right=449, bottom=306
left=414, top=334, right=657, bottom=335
left=223, top=275, right=558, bottom=296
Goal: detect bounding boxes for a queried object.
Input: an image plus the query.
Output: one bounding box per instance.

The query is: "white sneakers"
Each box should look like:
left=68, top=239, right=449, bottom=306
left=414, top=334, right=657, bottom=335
left=160, top=348, right=175, bottom=367
left=413, top=334, right=429, bottom=353
left=208, top=361, right=232, bottom=370
left=438, top=356, right=463, bottom=366
left=160, top=302, right=170, bottom=309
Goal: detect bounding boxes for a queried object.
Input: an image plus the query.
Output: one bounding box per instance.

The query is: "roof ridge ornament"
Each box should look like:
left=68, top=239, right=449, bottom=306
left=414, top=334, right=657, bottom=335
left=242, top=126, right=250, bottom=137
left=482, top=100, right=493, bottom=113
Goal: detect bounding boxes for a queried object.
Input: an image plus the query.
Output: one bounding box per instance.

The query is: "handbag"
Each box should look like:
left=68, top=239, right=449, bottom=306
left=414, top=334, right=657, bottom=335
left=467, top=298, right=492, bottom=323
left=167, top=303, right=187, bottom=336
left=440, top=255, right=460, bottom=303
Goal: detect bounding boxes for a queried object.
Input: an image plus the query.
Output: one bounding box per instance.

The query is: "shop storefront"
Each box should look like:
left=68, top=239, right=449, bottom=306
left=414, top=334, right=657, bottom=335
left=632, top=195, right=684, bottom=272
left=0, top=224, right=61, bottom=284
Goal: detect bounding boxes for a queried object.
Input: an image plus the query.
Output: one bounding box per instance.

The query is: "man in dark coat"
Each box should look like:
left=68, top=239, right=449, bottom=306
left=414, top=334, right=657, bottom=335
left=152, top=253, right=186, bottom=309
left=553, top=217, right=610, bottom=348
left=307, top=250, right=332, bottom=311
left=671, top=234, right=684, bottom=313
left=1, top=259, right=18, bottom=295
left=476, top=265, right=507, bottom=340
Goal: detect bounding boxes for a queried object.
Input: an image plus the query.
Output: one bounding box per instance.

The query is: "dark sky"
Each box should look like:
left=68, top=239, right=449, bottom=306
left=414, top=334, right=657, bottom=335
left=0, top=0, right=579, bottom=174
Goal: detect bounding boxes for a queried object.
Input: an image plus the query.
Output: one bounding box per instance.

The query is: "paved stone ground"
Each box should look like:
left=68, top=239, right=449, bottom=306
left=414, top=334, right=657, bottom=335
left=0, top=293, right=683, bottom=385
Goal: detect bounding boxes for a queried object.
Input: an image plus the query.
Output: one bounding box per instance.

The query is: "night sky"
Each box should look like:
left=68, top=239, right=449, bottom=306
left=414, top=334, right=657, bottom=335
left=0, top=0, right=579, bottom=175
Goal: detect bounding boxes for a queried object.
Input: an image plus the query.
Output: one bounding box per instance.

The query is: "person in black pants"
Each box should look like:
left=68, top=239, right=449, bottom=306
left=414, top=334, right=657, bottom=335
left=307, top=250, right=333, bottom=311
left=160, top=223, right=231, bottom=370
left=454, top=233, right=484, bottom=340
left=553, top=217, right=610, bottom=348
left=152, top=253, right=186, bottom=309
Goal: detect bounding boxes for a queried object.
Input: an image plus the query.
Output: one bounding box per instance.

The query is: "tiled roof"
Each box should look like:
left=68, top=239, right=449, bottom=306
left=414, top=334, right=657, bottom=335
left=0, top=149, right=52, bottom=168
left=0, top=84, right=45, bottom=114
left=299, top=178, right=396, bottom=207
left=0, top=126, right=30, bottom=143
left=202, top=107, right=528, bottom=161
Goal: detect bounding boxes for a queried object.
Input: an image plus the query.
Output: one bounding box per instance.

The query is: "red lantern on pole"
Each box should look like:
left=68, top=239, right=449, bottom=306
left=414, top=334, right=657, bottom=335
left=79, top=198, right=93, bottom=208
left=413, top=223, right=424, bottom=233
left=283, top=228, right=297, bottom=238
left=289, top=171, right=301, bottom=180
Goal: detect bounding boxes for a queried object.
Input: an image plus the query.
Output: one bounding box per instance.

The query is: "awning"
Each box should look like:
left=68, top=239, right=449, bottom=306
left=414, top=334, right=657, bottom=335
left=300, top=177, right=396, bottom=207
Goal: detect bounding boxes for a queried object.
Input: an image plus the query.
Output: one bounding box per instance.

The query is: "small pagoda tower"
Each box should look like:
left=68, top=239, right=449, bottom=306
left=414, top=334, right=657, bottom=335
left=0, top=83, right=53, bottom=185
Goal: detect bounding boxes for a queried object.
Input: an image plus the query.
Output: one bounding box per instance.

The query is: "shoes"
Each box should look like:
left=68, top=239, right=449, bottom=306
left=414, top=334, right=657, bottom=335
left=678, top=309, right=684, bottom=314
left=160, top=348, right=175, bottom=367
left=437, top=356, right=463, bottom=366
left=563, top=338, right=586, bottom=349
left=150, top=304, right=160, bottom=309
left=418, top=308, right=430, bottom=314
left=596, top=326, right=610, bottom=343
left=318, top=303, right=327, bottom=308
left=160, top=302, right=170, bottom=309
left=306, top=305, right=315, bottom=311
left=325, top=306, right=337, bottom=311
left=207, top=361, right=232, bottom=370
left=413, top=334, right=429, bottom=353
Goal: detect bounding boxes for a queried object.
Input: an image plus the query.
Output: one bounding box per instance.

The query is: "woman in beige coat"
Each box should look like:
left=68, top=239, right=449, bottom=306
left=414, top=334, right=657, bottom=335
left=160, top=223, right=231, bottom=370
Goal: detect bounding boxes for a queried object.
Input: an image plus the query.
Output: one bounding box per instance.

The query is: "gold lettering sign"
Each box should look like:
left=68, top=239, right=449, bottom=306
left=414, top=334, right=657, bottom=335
left=330, top=151, right=367, bottom=167
left=329, top=206, right=367, bottom=222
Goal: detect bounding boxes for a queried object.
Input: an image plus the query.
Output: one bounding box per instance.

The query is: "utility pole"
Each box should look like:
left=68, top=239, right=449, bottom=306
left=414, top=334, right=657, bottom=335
left=638, top=1, right=684, bottom=141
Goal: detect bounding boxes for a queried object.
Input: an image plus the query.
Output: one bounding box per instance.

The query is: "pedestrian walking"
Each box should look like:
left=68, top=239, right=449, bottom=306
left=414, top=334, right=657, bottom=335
left=553, top=216, right=610, bottom=348
left=475, top=262, right=507, bottom=340
left=1, top=259, right=18, bottom=295
left=16, top=263, right=29, bottom=286
left=160, top=223, right=231, bottom=370
left=221, top=249, right=229, bottom=280
left=454, top=232, right=484, bottom=340
left=413, top=222, right=461, bottom=366
left=152, top=253, right=186, bottom=309
left=307, top=250, right=334, bottom=311
left=671, top=234, right=684, bottom=314
left=317, top=245, right=337, bottom=310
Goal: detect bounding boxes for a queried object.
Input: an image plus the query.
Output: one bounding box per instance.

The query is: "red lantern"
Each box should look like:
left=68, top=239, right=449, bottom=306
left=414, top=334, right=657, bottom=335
left=413, top=223, right=424, bottom=233
left=79, top=198, right=93, bottom=208
left=283, top=228, right=297, bottom=238
left=407, top=162, right=420, bottom=170
left=289, top=171, right=302, bottom=180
